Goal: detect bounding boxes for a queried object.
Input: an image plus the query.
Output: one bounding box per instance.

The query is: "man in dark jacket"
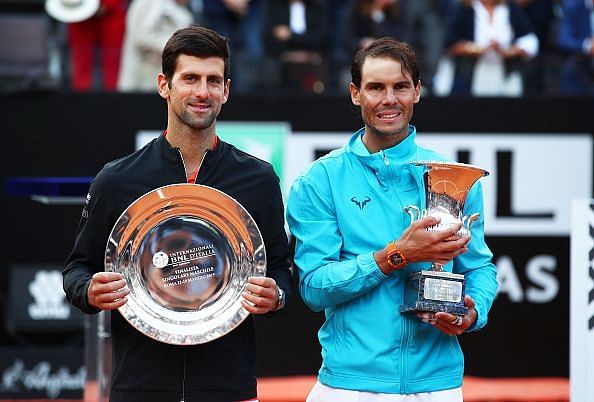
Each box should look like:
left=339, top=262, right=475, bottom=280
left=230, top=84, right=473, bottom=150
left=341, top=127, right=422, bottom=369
left=63, top=25, right=291, bottom=402
left=558, top=0, right=594, bottom=95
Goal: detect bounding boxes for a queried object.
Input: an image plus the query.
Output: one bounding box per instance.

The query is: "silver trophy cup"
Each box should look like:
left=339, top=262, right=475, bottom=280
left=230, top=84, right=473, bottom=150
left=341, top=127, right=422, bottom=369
left=399, top=161, right=489, bottom=316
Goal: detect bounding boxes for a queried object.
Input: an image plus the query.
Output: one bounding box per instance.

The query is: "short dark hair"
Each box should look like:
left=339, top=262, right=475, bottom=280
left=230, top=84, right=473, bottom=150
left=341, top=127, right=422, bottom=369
left=162, top=24, right=230, bottom=85
left=351, top=37, right=420, bottom=88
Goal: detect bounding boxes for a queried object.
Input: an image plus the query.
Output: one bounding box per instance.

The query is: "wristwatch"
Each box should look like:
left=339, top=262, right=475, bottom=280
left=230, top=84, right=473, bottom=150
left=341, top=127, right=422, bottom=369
left=274, top=286, right=286, bottom=311
left=386, top=241, right=407, bottom=270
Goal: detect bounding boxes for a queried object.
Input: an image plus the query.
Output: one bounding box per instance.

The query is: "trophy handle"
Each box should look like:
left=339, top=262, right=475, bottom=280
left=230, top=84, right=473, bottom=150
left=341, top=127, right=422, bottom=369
left=465, top=213, right=480, bottom=230
left=404, top=205, right=421, bottom=225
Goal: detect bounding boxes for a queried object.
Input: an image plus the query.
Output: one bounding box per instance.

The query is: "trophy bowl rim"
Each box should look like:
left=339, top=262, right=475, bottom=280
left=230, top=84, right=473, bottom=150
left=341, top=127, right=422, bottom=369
left=104, top=183, right=266, bottom=345
left=409, top=160, right=490, bottom=177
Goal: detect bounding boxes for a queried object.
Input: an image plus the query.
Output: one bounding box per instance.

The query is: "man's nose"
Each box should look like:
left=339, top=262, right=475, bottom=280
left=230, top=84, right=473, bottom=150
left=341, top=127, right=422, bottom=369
left=194, top=80, right=209, bottom=99
left=382, top=88, right=398, bottom=105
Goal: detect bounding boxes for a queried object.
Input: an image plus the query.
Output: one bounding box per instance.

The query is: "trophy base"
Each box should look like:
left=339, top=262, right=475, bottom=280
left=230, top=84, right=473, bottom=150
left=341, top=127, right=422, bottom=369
left=399, top=270, right=468, bottom=316
left=400, top=301, right=469, bottom=316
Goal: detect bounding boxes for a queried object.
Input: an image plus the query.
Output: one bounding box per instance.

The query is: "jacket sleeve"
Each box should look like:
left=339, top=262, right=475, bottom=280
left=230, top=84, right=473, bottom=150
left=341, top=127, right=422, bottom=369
left=63, top=170, right=116, bottom=315
left=287, top=173, right=388, bottom=313
left=558, top=1, right=589, bottom=54
left=507, top=4, right=539, bottom=57
left=256, top=169, right=292, bottom=308
left=452, top=181, right=498, bottom=332
left=444, top=5, right=473, bottom=49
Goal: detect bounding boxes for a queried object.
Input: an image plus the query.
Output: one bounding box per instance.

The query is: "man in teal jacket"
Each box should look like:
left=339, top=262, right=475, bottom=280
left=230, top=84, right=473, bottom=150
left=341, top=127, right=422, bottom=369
left=286, top=37, right=498, bottom=402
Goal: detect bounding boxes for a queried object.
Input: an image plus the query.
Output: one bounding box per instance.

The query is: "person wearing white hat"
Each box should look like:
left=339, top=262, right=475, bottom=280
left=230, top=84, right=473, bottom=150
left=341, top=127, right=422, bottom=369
left=46, top=0, right=101, bottom=23
left=46, top=0, right=127, bottom=90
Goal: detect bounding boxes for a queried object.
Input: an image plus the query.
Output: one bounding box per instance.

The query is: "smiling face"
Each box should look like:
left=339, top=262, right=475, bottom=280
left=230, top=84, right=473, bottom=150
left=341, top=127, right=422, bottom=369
left=350, top=56, right=421, bottom=152
left=158, top=54, right=230, bottom=135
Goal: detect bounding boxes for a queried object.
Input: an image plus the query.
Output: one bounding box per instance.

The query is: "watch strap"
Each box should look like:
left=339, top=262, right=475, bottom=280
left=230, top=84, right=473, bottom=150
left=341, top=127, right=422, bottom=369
left=386, top=241, right=407, bottom=270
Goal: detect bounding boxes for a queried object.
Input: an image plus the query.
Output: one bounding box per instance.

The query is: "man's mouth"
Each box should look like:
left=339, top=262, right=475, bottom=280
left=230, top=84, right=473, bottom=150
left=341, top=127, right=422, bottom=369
left=189, top=103, right=210, bottom=112
left=377, top=110, right=401, bottom=120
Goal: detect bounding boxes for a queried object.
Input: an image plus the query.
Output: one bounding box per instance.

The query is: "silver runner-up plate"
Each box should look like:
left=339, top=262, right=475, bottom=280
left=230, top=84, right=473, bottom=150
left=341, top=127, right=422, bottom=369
left=104, top=184, right=266, bottom=345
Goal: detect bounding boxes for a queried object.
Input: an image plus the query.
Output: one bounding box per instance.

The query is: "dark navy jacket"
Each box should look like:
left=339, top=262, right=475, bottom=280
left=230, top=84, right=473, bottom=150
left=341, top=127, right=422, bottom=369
left=558, top=0, right=593, bottom=54
left=63, top=134, right=291, bottom=402
left=444, top=2, right=535, bottom=95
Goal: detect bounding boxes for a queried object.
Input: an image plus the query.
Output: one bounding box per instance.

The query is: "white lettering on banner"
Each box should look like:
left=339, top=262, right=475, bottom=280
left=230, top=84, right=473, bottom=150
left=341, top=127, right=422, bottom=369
left=0, top=360, right=85, bottom=398
left=495, top=255, right=558, bottom=303
left=28, top=270, right=71, bottom=320
left=285, top=133, right=593, bottom=236
left=569, top=200, right=594, bottom=402
left=495, top=256, right=523, bottom=302
left=526, top=255, right=558, bottom=303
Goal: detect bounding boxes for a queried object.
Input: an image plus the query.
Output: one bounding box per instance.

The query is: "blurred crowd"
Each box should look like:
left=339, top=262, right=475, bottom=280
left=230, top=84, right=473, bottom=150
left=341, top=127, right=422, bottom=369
left=5, top=0, right=594, bottom=96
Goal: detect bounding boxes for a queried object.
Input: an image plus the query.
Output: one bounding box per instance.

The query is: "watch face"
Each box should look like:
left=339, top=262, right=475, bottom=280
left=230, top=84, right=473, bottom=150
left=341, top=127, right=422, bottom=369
left=390, top=253, right=403, bottom=265
left=388, top=250, right=405, bottom=268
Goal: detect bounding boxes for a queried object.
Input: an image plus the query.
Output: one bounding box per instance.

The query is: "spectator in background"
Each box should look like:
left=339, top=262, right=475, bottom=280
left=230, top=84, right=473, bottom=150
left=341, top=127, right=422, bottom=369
left=189, top=0, right=207, bottom=23
left=514, top=0, right=557, bottom=95
left=324, top=0, right=350, bottom=93
left=399, top=0, right=449, bottom=94
left=443, top=0, right=539, bottom=96
left=118, top=0, right=193, bottom=92
left=66, top=0, right=127, bottom=90
left=263, top=0, right=328, bottom=92
left=558, top=0, right=594, bottom=95
left=345, top=0, right=404, bottom=55
left=203, top=0, right=263, bottom=92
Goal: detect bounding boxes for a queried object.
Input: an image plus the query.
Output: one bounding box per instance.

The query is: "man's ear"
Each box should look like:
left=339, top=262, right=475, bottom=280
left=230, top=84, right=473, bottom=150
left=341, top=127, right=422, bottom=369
left=414, top=80, right=421, bottom=103
left=157, top=73, right=169, bottom=99
left=350, top=82, right=360, bottom=106
left=222, top=79, right=230, bottom=104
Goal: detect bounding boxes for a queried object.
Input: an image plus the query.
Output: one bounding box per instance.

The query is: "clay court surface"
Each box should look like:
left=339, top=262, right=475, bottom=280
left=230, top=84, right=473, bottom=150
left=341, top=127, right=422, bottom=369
left=0, top=375, right=570, bottom=402
left=256, top=376, right=570, bottom=402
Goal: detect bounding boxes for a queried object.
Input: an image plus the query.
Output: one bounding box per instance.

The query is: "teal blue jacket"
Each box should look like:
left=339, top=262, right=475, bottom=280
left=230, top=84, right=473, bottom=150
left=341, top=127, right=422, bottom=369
left=286, top=126, right=497, bottom=394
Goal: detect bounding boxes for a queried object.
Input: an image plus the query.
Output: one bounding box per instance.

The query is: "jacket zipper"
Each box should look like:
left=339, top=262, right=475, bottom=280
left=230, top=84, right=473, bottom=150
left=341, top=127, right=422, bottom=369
left=380, top=150, right=390, bottom=166
left=381, top=149, right=410, bottom=393
left=176, top=148, right=209, bottom=183
left=175, top=148, right=209, bottom=402
left=380, top=150, right=406, bottom=236
left=399, top=316, right=411, bottom=393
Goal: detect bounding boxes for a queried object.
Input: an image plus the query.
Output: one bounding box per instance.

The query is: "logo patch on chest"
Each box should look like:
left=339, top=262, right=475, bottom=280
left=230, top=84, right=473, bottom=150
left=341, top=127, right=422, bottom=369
left=351, top=196, right=371, bottom=210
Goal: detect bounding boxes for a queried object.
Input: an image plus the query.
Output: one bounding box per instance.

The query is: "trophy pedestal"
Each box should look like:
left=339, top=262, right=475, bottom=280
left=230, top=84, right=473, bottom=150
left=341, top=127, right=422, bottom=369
left=400, top=270, right=468, bottom=316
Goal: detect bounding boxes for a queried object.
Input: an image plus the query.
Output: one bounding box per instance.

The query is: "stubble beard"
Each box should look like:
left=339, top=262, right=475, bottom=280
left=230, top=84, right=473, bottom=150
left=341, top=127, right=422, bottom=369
left=179, top=108, right=218, bottom=131
left=370, top=125, right=401, bottom=138
left=365, top=116, right=407, bottom=140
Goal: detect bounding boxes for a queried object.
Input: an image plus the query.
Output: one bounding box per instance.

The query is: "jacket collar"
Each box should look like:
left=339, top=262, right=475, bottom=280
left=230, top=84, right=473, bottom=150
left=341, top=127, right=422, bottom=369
left=156, top=131, right=226, bottom=167
left=347, top=124, right=418, bottom=168
left=157, top=132, right=181, bottom=163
